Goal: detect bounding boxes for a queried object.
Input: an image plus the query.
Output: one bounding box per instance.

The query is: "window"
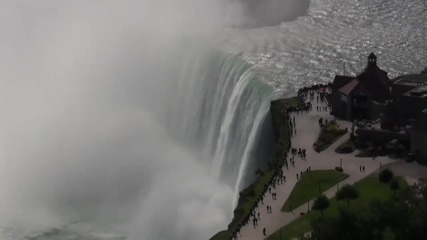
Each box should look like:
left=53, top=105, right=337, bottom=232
left=341, top=94, right=347, bottom=102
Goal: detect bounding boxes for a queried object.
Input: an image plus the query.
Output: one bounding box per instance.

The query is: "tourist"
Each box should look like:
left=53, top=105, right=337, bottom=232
left=263, top=228, right=266, bottom=236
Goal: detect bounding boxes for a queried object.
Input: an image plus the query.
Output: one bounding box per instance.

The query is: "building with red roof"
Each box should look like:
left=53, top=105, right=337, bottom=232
left=329, top=53, right=392, bottom=120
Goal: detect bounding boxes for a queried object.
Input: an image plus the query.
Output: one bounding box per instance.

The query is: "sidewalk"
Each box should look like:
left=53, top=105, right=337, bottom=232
left=237, top=90, right=397, bottom=240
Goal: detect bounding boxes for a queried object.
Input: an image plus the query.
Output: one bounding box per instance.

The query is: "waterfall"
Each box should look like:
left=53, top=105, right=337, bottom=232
left=166, top=49, right=274, bottom=200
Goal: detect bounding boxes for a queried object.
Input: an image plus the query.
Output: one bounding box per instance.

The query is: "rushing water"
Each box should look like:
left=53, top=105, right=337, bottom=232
left=221, top=0, right=426, bottom=95
left=166, top=50, right=274, bottom=188
left=0, top=0, right=425, bottom=239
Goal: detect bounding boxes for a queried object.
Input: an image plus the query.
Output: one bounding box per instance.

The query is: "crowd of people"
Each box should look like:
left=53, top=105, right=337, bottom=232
left=230, top=84, right=332, bottom=240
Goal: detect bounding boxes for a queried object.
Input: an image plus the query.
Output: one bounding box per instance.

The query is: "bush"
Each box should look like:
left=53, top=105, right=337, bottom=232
left=379, top=169, right=394, bottom=183
left=336, top=184, right=359, bottom=205
left=312, top=194, right=330, bottom=216
left=390, top=178, right=400, bottom=191
left=314, top=122, right=347, bottom=152
left=335, top=138, right=356, bottom=153
left=335, top=166, right=344, bottom=173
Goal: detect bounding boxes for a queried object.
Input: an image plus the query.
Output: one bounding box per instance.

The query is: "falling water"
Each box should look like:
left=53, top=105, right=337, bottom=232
left=166, top=49, right=274, bottom=190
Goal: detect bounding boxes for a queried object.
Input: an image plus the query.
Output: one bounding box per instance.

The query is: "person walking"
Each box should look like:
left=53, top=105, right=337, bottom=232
left=263, top=228, right=266, bottom=236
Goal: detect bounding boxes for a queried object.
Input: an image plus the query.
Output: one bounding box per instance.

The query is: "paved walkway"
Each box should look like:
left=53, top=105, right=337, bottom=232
left=237, top=89, right=400, bottom=240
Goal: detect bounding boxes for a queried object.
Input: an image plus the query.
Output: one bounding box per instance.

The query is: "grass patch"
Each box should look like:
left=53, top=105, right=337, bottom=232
left=210, top=170, right=276, bottom=240
left=335, top=138, right=356, bottom=153
left=281, top=170, right=347, bottom=212
left=268, top=176, right=409, bottom=240
left=231, top=170, right=275, bottom=226
left=272, top=97, right=306, bottom=110
left=314, top=121, right=347, bottom=152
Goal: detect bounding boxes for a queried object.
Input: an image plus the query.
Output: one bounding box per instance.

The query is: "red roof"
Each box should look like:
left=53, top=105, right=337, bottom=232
left=332, top=75, right=354, bottom=90
left=339, top=79, right=360, bottom=95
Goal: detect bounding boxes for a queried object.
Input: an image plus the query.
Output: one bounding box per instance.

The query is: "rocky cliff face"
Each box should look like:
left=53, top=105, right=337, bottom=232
left=238, top=0, right=310, bottom=28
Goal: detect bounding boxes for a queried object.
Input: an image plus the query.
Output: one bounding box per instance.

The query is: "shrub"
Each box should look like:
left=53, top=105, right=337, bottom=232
left=314, top=123, right=347, bottom=152
left=336, top=184, right=359, bottom=205
left=312, top=194, right=330, bottom=216
left=379, top=169, right=394, bottom=183
left=335, top=138, right=356, bottom=153
left=335, top=166, right=344, bottom=173
left=390, top=178, right=400, bottom=192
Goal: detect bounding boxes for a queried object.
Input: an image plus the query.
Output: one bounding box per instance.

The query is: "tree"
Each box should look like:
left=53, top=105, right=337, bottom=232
left=336, top=184, right=359, bottom=206
left=311, top=208, right=360, bottom=240
left=379, top=169, right=394, bottom=183
left=312, top=194, right=330, bottom=216
left=390, top=178, right=400, bottom=193
left=311, top=183, right=427, bottom=240
left=383, top=227, right=396, bottom=240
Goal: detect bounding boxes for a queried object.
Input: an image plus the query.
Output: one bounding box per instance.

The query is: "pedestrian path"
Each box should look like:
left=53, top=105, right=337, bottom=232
left=236, top=89, right=397, bottom=240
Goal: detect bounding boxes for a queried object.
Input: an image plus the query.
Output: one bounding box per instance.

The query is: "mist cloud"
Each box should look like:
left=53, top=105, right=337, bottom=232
left=0, top=0, right=237, bottom=239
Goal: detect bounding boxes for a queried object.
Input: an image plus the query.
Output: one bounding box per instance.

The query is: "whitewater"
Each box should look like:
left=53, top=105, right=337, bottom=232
left=0, top=0, right=425, bottom=240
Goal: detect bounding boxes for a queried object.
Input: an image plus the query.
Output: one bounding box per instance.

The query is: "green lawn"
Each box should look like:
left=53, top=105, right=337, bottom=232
left=210, top=170, right=277, bottom=240
left=281, top=170, right=347, bottom=212
left=232, top=170, right=275, bottom=226
left=268, top=176, right=409, bottom=240
left=314, top=122, right=347, bottom=152
left=272, top=97, right=306, bottom=110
